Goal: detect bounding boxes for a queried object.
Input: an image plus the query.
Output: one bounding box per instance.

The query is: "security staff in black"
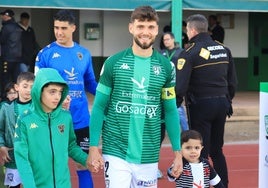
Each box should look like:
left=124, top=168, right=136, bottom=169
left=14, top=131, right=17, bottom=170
left=175, top=14, right=237, bottom=188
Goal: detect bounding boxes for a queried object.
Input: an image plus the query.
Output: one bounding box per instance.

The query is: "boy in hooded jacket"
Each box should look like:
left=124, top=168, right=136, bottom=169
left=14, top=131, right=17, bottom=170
left=14, top=68, right=88, bottom=188
left=0, top=71, right=34, bottom=188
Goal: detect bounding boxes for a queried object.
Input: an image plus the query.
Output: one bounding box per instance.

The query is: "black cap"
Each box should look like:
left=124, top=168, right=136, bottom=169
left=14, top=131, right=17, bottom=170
left=0, top=9, right=15, bottom=17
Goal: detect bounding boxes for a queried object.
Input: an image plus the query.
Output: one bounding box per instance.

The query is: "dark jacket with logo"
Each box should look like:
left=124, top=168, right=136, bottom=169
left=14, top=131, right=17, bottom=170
left=175, top=32, right=237, bottom=106
left=0, top=18, right=22, bottom=62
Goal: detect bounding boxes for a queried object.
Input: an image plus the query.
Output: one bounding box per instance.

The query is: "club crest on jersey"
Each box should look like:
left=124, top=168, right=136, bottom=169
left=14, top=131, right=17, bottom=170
left=199, top=48, right=210, bottom=60
left=152, top=66, right=161, bottom=75
left=77, top=52, right=83, bottom=60
left=177, top=58, right=186, bottom=70
left=7, top=173, right=14, bottom=182
left=58, top=124, right=65, bottom=133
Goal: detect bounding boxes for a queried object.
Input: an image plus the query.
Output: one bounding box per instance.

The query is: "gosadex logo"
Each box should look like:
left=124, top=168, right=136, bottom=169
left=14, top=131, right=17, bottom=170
left=115, top=101, right=158, bottom=118
left=137, top=179, right=157, bottom=187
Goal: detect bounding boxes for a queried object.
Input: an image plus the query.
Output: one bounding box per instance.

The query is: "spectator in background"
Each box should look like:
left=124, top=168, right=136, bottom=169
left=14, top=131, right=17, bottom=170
left=18, top=12, right=40, bottom=73
left=182, top=21, right=189, bottom=48
left=158, top=31, right=189, bottom=179
left=160, top=32, right=188, bottom=132
left=0, top=9, right=22, bottom=100
left=208, top=15, right=225, bottom=43
left=160, top=21, right=189, bottom=50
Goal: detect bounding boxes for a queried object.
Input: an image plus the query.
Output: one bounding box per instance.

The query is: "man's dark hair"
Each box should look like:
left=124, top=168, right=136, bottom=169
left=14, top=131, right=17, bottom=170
left=130, top=5, right=159, bottom=23
left=181, top=130, right=203, bottom=145
left=163, top=32, right=175, bottom=39
left=53, top=9, right=76, bottom=25
left=20, top=12, right=30, bottom=19
left=209, top=15, right=218, bottom=22
left=182, top=21, right=187, bottom=27
left=187, top=14, right=208, bottom=33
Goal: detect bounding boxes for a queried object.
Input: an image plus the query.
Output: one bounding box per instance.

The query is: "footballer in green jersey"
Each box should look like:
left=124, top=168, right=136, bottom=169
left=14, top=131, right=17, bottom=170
left=87, top=5, right=183, bottom=188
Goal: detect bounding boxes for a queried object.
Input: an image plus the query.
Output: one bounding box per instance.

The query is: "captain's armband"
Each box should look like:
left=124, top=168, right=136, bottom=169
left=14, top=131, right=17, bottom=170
left=161, top=87, right=176, bottom=100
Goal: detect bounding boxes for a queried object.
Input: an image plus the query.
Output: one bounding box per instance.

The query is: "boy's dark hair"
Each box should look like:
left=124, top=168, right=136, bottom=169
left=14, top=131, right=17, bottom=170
left=42, top=82, right=66, bottom=92
left=181, top=130, right=203, bottom=145
left=54, top=9, right=76, bottom=25
left=130, top=5, right=159, bottom=23
left=16, top=72, right=35, bottom=84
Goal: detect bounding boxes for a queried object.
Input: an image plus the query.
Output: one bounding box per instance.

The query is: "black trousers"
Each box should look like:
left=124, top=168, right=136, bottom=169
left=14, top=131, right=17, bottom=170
left=189, top=96, right=229, bottom=188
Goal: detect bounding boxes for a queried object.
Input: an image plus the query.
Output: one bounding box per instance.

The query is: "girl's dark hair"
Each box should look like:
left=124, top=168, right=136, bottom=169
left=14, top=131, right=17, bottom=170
left=53, top=9, right=76, bottom=25
left=130, top=5, right=159, bottom=23
left=2, top=82, right=16, bottom=102
left=181, top=130, right=203, bottom=145
left=4, top=82, right=16, bottom=94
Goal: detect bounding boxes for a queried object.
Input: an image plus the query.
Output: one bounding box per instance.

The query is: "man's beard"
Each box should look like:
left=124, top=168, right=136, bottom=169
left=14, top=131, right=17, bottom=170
left=134, top=37, right=155, bottom=50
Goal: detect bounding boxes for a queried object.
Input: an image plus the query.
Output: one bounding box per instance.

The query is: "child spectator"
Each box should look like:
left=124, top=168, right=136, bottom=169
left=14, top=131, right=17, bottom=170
left=0, top=82, right=18, bottom=186
left=0, top=72, right=34, bottom=188
left=167, top=130, right=225, bottom=188
left=0, top=82, right=18, bottom=107
left=14, top=68, right=88, bottom=188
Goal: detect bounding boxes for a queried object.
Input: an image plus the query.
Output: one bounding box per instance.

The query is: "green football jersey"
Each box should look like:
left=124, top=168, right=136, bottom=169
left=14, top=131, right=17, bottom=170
left=97, top=47, right=176, bottom=164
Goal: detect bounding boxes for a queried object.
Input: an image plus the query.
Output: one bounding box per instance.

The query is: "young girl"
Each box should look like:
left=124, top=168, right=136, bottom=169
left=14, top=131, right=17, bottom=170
left=167, top=130, right=225, bottom=188
left=0, top=82, right=18, bottom=106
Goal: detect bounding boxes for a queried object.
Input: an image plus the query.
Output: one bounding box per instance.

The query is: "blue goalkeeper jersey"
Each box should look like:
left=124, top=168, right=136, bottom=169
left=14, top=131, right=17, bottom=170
left=35, top=42, right=97, bottom=129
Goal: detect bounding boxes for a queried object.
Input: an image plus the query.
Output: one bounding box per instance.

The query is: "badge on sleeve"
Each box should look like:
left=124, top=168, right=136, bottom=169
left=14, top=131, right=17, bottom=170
left=199, top=48, right=210, bottom=60
left=162, top=87, right=175, bottom=99
left=177, top=58, right=186, bottom=70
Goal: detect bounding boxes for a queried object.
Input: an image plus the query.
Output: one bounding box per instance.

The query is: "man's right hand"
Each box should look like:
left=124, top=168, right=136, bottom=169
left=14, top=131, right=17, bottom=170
left=87, top=146, right=104, bottom=173
left=62, top=95, right=71, bottom=110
